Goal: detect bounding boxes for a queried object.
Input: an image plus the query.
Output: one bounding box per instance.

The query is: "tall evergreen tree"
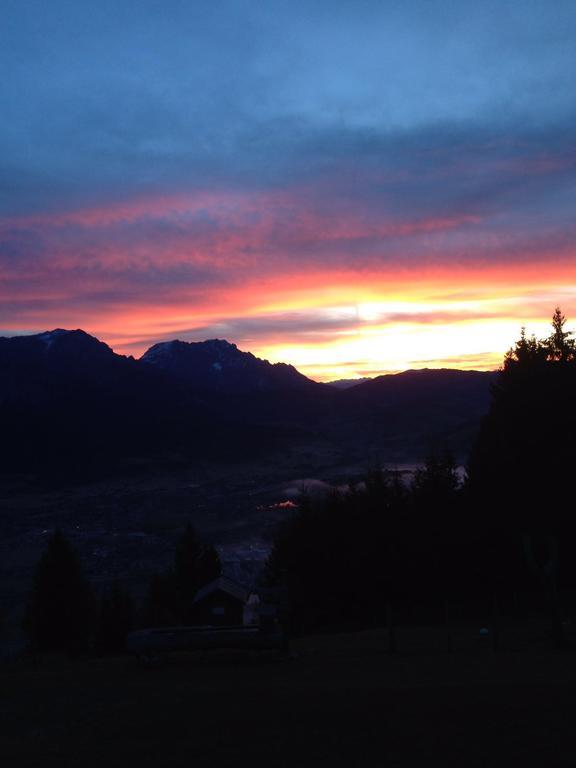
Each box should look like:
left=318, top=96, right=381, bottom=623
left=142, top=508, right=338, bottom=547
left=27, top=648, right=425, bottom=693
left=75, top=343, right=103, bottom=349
left=467, top=308, right=576, bottom=613
left=24, top=530, right=95, bottom=654
left=141, top=525, right=221, bottom=627
left=174, top=525, right=221, bottom=623
left=545, top=307, right=576, bottom=363
left=503, top=326, right=546, bottom=373
left=409, top=451, right=461, bottom=604
left=469, top=307, right=576, bottom=529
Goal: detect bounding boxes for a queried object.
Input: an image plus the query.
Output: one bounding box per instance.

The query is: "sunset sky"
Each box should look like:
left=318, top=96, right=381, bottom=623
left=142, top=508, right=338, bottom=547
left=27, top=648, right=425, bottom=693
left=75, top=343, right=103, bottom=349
left=2, top=0, right=576, bottom=381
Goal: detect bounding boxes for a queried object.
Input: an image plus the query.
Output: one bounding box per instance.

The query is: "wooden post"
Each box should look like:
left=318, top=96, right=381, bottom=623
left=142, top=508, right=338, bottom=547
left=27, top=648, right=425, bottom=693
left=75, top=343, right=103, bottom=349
left=512, top=590, right=520, bottom=617
left=490, top=591, right=499, bottom=651
left=444, top=597, right=452, bottom=653
left=550, top=577, right=565, bottom=649
left=386, top=600, right=396, bottom=653
left=278, top=570, right=291, bottom=658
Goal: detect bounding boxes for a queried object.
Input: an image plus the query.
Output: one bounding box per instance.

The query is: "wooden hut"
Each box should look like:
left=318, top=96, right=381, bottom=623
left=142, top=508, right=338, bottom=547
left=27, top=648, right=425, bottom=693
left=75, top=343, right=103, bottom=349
left=192, top=576, right=252, bottom=626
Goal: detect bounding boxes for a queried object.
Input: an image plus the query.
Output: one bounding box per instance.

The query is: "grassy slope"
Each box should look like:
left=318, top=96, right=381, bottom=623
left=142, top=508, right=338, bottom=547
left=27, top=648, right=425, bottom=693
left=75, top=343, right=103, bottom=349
left=3, top=629, right=576, bottom=767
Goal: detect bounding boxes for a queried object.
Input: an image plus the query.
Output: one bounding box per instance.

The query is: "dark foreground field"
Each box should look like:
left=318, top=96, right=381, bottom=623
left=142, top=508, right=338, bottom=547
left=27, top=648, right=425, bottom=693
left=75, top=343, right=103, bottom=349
left=3, top=630, right=576, bottom=767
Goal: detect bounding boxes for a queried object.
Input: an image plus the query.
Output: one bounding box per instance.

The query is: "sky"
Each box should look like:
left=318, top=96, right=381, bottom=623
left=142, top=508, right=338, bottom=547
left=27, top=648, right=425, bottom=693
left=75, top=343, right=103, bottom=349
left=2, top=0, right=576, bottom=381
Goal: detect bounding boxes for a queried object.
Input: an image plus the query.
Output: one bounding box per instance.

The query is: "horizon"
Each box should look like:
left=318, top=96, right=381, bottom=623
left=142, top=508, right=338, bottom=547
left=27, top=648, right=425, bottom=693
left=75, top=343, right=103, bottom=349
left=2, top=1, right=576, bottom=381
left=0, top=324, right=504, bottom=383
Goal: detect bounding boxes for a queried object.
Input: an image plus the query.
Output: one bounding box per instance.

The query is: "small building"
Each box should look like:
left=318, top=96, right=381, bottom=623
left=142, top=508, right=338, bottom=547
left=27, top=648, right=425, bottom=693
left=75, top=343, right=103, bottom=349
left=192, top=576, right=258, bottom=627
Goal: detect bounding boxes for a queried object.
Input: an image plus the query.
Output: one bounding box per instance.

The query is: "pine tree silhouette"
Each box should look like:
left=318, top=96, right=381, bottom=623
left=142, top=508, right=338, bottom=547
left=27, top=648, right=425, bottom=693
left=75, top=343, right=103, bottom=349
left=174, top=525, right=221, bottom=623
left=545, top=307, right=576, bottom=362
left=142, top=525, right=221, bottom=627
left=24, top=529, right=95, bottom=654
left=466, top=307, right=576, bottom=632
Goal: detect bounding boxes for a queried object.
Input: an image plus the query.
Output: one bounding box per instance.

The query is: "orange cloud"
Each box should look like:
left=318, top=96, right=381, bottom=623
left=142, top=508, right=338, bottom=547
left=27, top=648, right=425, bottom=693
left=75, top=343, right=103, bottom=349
left=2, top=188, right=576, bottom=381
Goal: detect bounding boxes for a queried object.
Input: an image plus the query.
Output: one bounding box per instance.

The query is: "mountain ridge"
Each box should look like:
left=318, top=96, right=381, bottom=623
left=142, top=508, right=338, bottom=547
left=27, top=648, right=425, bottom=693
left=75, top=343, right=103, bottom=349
left=0, top=328, right=497, bottom=475
left=140, top=337, right=319, bottom=393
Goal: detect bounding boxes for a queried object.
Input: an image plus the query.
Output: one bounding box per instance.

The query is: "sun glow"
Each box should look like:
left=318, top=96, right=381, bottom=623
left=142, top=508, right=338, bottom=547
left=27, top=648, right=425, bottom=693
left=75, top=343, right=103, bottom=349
left=246, top=288, right=570, bottom=380
left=2, top=187, right=576, bottom=381
left=257, top=319, right=511, bottom=380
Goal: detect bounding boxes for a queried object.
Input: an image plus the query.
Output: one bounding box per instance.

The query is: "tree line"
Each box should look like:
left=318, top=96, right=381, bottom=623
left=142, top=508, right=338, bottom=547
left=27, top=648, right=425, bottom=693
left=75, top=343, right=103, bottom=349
left=265, top=308, right=576, bottom=638
left=23, top=525, right=221, bottom=656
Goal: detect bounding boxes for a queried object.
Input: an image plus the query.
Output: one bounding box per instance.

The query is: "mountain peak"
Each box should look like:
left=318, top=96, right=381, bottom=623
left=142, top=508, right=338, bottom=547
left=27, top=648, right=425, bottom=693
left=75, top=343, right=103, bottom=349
left=140, top=337, right=315, bottom=393
left=36, top=327, right=95, bottom=347
left=0, top=327, right=113, bottom=353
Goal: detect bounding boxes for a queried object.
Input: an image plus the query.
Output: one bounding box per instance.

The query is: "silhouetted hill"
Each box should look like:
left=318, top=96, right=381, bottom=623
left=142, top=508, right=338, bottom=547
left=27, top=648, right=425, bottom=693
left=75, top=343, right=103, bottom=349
left=348, top=368, right=495, bottom=401
left=0, top=330, right=496, bottom=477
left=327, top=377, right=371, bottom=389
left=0, top=330, right=175, bottom=476
left=0, top=329, right=138, bottom=404
left=322, top=368, right=497, bottom=462
left=141, top=338, right=317, bottom=393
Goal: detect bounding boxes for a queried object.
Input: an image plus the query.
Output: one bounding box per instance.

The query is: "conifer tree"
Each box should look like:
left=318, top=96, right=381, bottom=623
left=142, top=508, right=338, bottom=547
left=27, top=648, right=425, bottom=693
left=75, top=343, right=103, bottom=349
left=503, top=326, right=545, bottom=373
left=142, top=525, right=221, bottom=627
left=174, top=525, right=221, bottom=623
left=24, top=529, right=95, bottom=654
left=467, top=307, right=576, bottom=611
left=545, top=307, right=576, bottom=362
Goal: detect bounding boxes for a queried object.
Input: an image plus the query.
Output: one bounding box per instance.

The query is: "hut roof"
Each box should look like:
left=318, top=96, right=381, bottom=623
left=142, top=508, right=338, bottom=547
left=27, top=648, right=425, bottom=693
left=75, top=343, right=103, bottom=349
left=193, top=576, right=249, bottom=604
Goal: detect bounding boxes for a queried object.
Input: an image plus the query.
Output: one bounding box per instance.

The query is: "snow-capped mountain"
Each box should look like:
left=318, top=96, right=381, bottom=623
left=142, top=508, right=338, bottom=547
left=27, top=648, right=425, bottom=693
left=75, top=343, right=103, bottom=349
left=140, top=338, right=318, bottom=393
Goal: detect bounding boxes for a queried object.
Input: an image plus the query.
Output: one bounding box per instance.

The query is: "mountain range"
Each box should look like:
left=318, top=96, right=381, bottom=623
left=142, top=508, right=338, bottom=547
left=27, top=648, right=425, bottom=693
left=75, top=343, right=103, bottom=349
left=0, top=329, right=497, bottom=478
